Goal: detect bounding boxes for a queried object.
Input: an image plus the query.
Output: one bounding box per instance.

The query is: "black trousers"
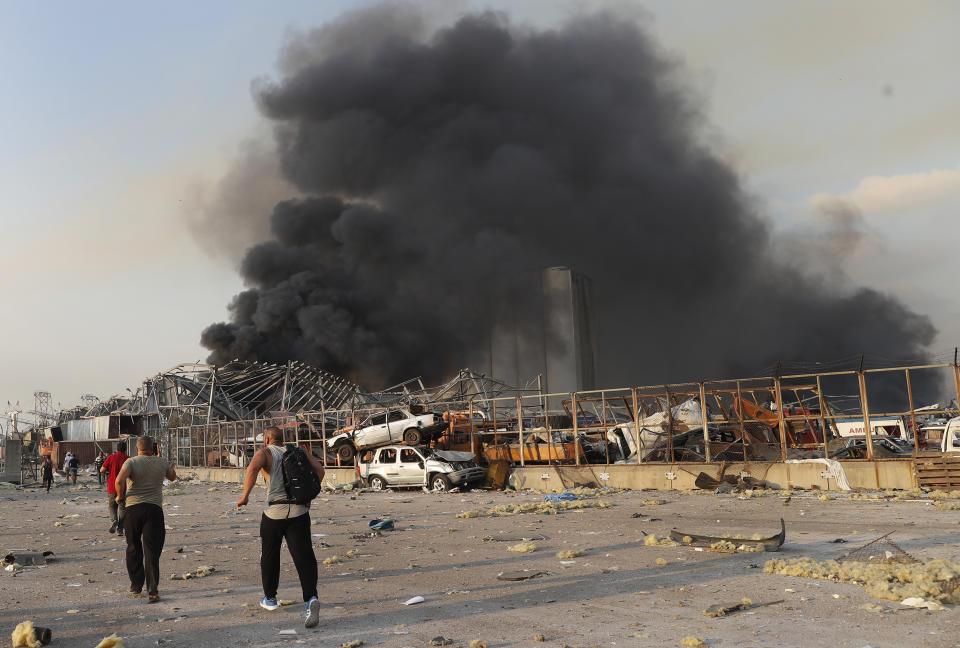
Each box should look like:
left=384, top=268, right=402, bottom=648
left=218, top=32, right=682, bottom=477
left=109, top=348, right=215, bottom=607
left=123, top=503, right=165, bottom=595
left=260, top=512, right=318, bottom=601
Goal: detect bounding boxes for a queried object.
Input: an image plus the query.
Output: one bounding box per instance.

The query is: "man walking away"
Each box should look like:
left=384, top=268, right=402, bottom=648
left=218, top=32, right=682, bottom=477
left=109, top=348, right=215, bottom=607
left=115, top=437, right=176, bottom=603
left=41, top=456, right=54, bottom=492
left=94, top=451, right=105, bottom=485
left=65, top=452, right=78, bottom=485
left=237, top=427, right=325, bottom=628
left=101, top=442, right=129, bottom=536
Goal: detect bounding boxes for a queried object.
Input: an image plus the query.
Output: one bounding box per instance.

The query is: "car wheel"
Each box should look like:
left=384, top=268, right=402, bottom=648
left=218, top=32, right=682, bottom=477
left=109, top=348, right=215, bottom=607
left=430, top=474, right=452, bottom=492
left=369, top=475, right=388, bottom=490
left=403, top=428, right=422, bottom=446
left=336, top=443, right=355, bottom=463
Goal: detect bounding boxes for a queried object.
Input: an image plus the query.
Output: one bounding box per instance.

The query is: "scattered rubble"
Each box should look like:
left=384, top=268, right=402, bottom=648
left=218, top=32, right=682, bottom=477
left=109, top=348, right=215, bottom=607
left=556, top=549, right=586, bottom=559
left=169, top=566, right=216, bottom=580
left=506, top=542, right=536, bottom=553
left=763, top=557, right=960, bottom=602
left=457, top=499, right=612, bottom=518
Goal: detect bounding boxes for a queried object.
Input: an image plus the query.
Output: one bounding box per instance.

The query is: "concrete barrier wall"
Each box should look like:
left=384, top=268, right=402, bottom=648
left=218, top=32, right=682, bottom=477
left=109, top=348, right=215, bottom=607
left=183, top=466, right=358, bottom=488
left=509, top=460, right=915, bottom=491
left=184, top=460, right=915, bottom=491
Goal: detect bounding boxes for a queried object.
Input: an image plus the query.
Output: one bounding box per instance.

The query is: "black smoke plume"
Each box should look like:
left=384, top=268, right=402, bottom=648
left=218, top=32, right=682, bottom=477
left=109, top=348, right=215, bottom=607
left=200, top=5, right=937, bottom=397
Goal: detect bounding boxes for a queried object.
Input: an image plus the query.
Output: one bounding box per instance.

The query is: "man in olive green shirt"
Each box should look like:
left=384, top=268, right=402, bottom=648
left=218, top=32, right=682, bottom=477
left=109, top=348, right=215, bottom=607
left=115, top=436, right=176, bottom=603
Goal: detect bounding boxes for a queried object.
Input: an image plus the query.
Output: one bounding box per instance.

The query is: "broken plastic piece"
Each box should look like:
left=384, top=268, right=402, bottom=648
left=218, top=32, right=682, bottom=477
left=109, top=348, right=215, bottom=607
left=368, top=519, right=394, bottom=531
left=402, top=596, right=424, bottom=605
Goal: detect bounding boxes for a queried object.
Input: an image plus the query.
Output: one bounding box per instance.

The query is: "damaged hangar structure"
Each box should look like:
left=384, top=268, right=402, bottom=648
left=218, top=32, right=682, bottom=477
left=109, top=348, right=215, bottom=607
left=32, top=354, right=960, bottom=491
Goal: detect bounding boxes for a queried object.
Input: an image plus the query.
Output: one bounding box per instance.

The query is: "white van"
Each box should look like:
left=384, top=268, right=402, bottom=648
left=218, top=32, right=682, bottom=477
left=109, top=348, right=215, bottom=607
left=834, top=416, right=907, bottom=439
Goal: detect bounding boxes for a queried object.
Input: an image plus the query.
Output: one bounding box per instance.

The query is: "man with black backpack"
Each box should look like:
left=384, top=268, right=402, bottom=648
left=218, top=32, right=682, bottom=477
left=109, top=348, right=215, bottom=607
left=236, top=426, right=325, bottom=628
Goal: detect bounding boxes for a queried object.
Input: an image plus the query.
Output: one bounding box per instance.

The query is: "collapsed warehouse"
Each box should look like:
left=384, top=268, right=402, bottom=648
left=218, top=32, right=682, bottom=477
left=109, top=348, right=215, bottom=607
left=10, top=354, right=960, bottom=491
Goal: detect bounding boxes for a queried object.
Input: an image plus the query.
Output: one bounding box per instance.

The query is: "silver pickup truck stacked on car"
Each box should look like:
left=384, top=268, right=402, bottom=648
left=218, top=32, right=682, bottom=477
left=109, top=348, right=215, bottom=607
left=325, top=408, right=448, bottom=462
left=357, top=444, right=486, bottom=491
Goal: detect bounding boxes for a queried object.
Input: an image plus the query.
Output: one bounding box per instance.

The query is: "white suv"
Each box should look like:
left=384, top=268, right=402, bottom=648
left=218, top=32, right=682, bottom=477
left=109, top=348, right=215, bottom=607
left=358, top=445, right=485, bottom=491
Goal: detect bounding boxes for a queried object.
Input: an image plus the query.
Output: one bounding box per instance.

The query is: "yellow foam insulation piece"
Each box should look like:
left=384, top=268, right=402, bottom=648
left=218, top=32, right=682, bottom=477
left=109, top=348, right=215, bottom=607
left=340, top=641, right=363, bottom=648
left=655, top=558, right=667, bottom=566
left=11, top=621, right=41, bottom=648
left=643, top=534, right=677, bottom=547
left=94, top=634, right=124, bottom=648
left=819, top=493, right=834, bottom=501
left=764, top=557, right=960, bottom=603
left=934, top=500, right=960, bottom=510
left=556, top=549, right=586, bottom=559
left=928, top=490, right=960, bottom=499
left=456, top=499, right=612, bottom=518
left=681, top=536, right=693, bottom=544
left=468, top=641, right=488, bottom=648
left=681, top=636, right=705, bottom=647
left=323, top=555, right=341, bottom=565
left=507, top=542, right=536, bottom=553
left=710, top=540, right=738, bottom=551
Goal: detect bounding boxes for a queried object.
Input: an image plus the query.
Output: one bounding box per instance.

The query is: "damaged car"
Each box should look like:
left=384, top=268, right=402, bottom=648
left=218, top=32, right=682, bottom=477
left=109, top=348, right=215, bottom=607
left=357, top=444, right=486, bottom=491
left=326, top=408, right=447, bottom=463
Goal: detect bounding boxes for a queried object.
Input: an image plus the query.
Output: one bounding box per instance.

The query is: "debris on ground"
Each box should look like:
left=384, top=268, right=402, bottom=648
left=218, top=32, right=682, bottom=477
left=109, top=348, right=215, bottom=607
left=496, top=569, right=547, bottom=581
left=468, top=641, right=487, bottom=648
left=323, top=556, right=341, bottom=565
left=655, top=558, right=667, bottom=566
left=643, top=534, right=678, bottom=547
left=340, top=641, right=363, bottom=648
left=681, top=636, right=706, bottom=647
left=278, top=629, right=297, bottom=635
left=402, top=596, right=425, bottom=605
left=670, top=519, right=785, bottom=551
left=93, top=634, right=124, bottom=648
left=506, top=542, right=536, bottom=553
left=368, top=519, right=394, bottom=531
left=11, top=621, right=50, bottom=648
left=429, top=637, right=453, bottom=646
left=703, top=598, right=784, bottom=617
left=533, top=634, right=545, bottom=642
left=543, top=492, right=581, bottom=502
left=763, top=557, right=960, bottom=602
left=457, top=499, right=612, bottom=518
left=170, top=566, right=216, bottom=580
left=556, top=549, right=586, bottom=559
left=900, top=597, right=945, bottom=610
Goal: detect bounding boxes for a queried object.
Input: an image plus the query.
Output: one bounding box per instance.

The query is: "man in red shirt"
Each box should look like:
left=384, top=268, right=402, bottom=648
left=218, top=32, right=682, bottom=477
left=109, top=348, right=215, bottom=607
left=100, top=441, right=128, bottom=537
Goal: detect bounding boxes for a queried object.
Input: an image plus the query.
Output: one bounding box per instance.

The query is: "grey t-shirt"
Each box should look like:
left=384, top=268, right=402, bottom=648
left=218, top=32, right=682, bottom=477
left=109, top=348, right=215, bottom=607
left=263, top=445, right=308, bottom=520
left=122, top=455, right=169, bottom=507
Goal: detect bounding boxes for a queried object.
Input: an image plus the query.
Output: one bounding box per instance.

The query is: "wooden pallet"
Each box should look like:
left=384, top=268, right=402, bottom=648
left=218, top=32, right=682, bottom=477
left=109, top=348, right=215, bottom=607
left=915, top=455, right=960, bottom=489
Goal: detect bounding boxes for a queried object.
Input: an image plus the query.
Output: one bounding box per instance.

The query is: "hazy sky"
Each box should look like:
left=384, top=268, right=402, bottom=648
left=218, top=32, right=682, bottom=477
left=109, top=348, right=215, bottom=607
left=2, top=0, right=958, bottom=422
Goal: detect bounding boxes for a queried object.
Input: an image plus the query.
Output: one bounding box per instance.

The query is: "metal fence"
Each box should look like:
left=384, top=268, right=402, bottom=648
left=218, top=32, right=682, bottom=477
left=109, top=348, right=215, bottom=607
left=162, top=360, right=960, bottom=469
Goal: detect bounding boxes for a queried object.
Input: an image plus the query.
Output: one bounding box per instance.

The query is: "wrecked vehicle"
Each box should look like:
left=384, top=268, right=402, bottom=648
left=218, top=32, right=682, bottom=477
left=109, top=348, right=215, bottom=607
left=357, top=444, right=485, bottom=491
left=327, top=409, right=447, bottom=463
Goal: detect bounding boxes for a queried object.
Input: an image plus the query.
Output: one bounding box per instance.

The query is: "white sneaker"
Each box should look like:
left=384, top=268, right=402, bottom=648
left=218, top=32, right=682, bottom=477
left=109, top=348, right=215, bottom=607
left=304, top=597, right=320, bottom=628
left=260, top=596, right=281, bottom=611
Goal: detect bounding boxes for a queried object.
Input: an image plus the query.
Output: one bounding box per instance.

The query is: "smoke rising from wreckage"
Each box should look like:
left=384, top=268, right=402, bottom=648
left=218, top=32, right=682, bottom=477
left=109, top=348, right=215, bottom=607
left=197, top=4, right=936, bottom=397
